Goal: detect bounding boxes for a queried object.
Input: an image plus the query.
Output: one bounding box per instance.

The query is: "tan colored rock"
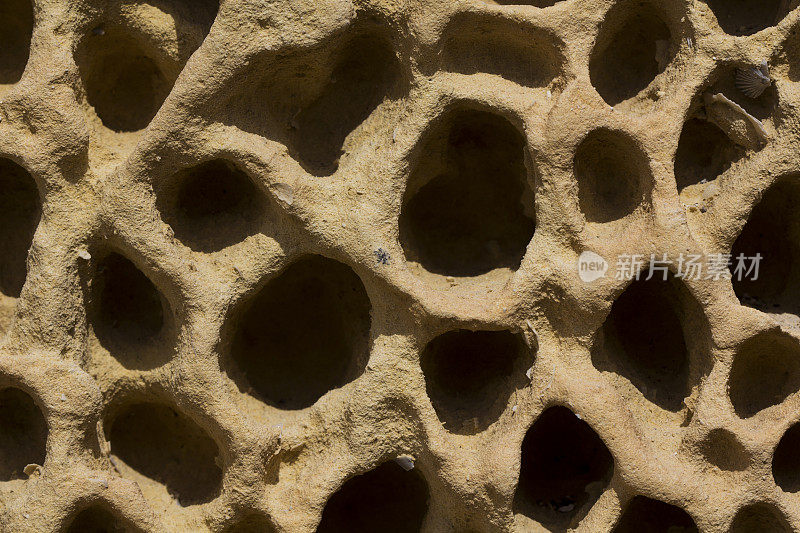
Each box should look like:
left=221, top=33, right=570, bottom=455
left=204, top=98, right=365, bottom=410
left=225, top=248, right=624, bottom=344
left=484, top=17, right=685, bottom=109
left=0, top=0, right=800, bottom=531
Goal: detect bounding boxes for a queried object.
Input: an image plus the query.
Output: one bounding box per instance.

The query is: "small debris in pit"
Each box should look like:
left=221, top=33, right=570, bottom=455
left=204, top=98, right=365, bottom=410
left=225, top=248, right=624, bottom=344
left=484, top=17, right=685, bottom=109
left=395, top=455, right=415, bottom=471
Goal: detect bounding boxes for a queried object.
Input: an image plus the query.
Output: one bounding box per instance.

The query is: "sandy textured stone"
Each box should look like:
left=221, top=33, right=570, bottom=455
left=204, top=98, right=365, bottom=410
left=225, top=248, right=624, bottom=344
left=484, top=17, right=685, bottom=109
left=1, top=0, right=800, bottom=531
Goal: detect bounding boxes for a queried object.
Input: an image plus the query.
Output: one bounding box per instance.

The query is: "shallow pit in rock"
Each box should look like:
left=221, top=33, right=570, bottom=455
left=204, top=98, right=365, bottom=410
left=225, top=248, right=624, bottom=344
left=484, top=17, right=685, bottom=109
left=88, top=252, right=172, bottom=370
left=317, top=461, right=429, bottom=533
left=728, top=330, right=800, bottom=418
left=674, top=118, right=743, bottom=191
left=66, top=504, right=140, bottom=533
left=730, top=503, right=792, bottom=532
left=420, top=329, right=531, bottom=434
left=613, top=496, right=698, bottom=533
left=441, top=13, right=562, bottom=89
left=592, top=273, right=699, bottom=412
left=106, top=402, right=222, bottom=506
left=157, top=159, right=264, bottom=252
left=590, top=0, right=674, bottom=105
left=76, top=27, right=173, bottom=132
left=574, top=129, right=652, bottom=223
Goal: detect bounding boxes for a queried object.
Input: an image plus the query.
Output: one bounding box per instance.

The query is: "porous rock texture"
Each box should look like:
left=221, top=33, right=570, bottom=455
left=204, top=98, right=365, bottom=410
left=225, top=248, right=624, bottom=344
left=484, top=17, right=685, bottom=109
left=2, top=0, right=800, bottom=531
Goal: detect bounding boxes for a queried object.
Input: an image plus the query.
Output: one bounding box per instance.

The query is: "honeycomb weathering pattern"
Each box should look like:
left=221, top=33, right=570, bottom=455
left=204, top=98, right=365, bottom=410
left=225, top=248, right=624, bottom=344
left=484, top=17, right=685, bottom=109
left=4, top=0, right=800, bottom=531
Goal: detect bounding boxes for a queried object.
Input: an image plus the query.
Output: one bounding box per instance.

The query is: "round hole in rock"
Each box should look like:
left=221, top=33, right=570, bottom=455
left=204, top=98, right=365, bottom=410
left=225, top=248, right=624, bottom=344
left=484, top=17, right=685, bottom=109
left=613, top=496, right=698, bottom=533
left=441, top=13, right=562, bottom=88
left=701, top=0, right=790, bottom=36
left=699, top=428, right=751, bottom=472
left=773, top=422, right=800, bottom=492
left=76, top=28, right=172, bottom=132
left=399, top=108, right=535, bottom=277
left=589, top=1, right=673, bottom=106
left=89, top=252, right=170, bottom=369
left=0, top=387, right=47, bottom=481
left=223, top=513, right=277, bottom=533
left=674, top=118, right=743, bottom=191
left=228, top=255, right=372, bottom=410
left=731, top=176, right=800, bottom=315
left=420, top=329, right=531, bottom=434
left=66, top=504, right=141, bottom=533
left=729, top=330, right=800, bottom=419
left=0, top=0, right=33, bottom=86
left=591, top=273, right=691, bottom=412
left=157, top=159, right=264, bottom=252
left=289, top=29, right=401, bottom=177
left=0, top=158, right=41, bottom=300
left=317, top=461, right=429, bottom=533
left=107, top=402, right=222, bottom=506
left=514, top=406, right=614, bottom=530
left=574, top=129, right=651, bottom=223
left=730, top=503, right=792, bottom=533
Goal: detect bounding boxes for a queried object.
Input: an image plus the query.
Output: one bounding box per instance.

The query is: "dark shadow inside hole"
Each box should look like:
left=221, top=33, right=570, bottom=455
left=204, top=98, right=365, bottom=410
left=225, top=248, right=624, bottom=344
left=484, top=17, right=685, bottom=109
left=0, top=0, right=33, bottom=85
left=157, top=159, right=263, bottom=252
left=589, top=1, right=673, bottom=105
left=574, top=129, right=651, bottom=223
left=591, top=273, right=692, bottom=412
left=288, top=31, right=401, bottom=177
left=701, top=0, right=793, bottom=36
left=107, top=402, right=222, bottom=506
left=77, top=28, right=172, bottom=132
left=730, top=503, right=792, bottom=533
left=729, top=330, right=800, bottom=418
left=223, top=513, right=277, bottom=533
left=514, top=406, right=614, bottom=531
left=0, top=158, right=41, bottom=299
left=228, top=256, right=372, bottom=410
left=674, top=118, right=743, bottom=191
left=773, top=422, right=800, bottom=492
left=0, top=387, right=47, bottom=481
left=66, top=504, right=141, bottom=533
left=317, top=461, right=429, bottom=533
left=441, top=13, right=562, bottom=88
left=699, top=428, right=751, bottom=472
left=420, top=330, right=531, bottom=434
left=613, top=496, right=698, bottom=533
left=399, top=108, right=535, bottom=277
left=732, top=176, right=800, bottom=315
left=89, top=252, right=171, bottom=370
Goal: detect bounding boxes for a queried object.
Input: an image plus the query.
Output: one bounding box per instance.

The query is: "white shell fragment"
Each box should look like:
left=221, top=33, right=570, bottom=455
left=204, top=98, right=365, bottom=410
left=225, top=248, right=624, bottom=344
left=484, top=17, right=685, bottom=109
left=76, top=248, right=91, bottom=261
left=735, top=61, right=771, bottom=98
left=703, top=92, right=769, bottom=150
left=273, top=183, right=294, bottom=206
left=395, top=454, right=415, bottom=471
